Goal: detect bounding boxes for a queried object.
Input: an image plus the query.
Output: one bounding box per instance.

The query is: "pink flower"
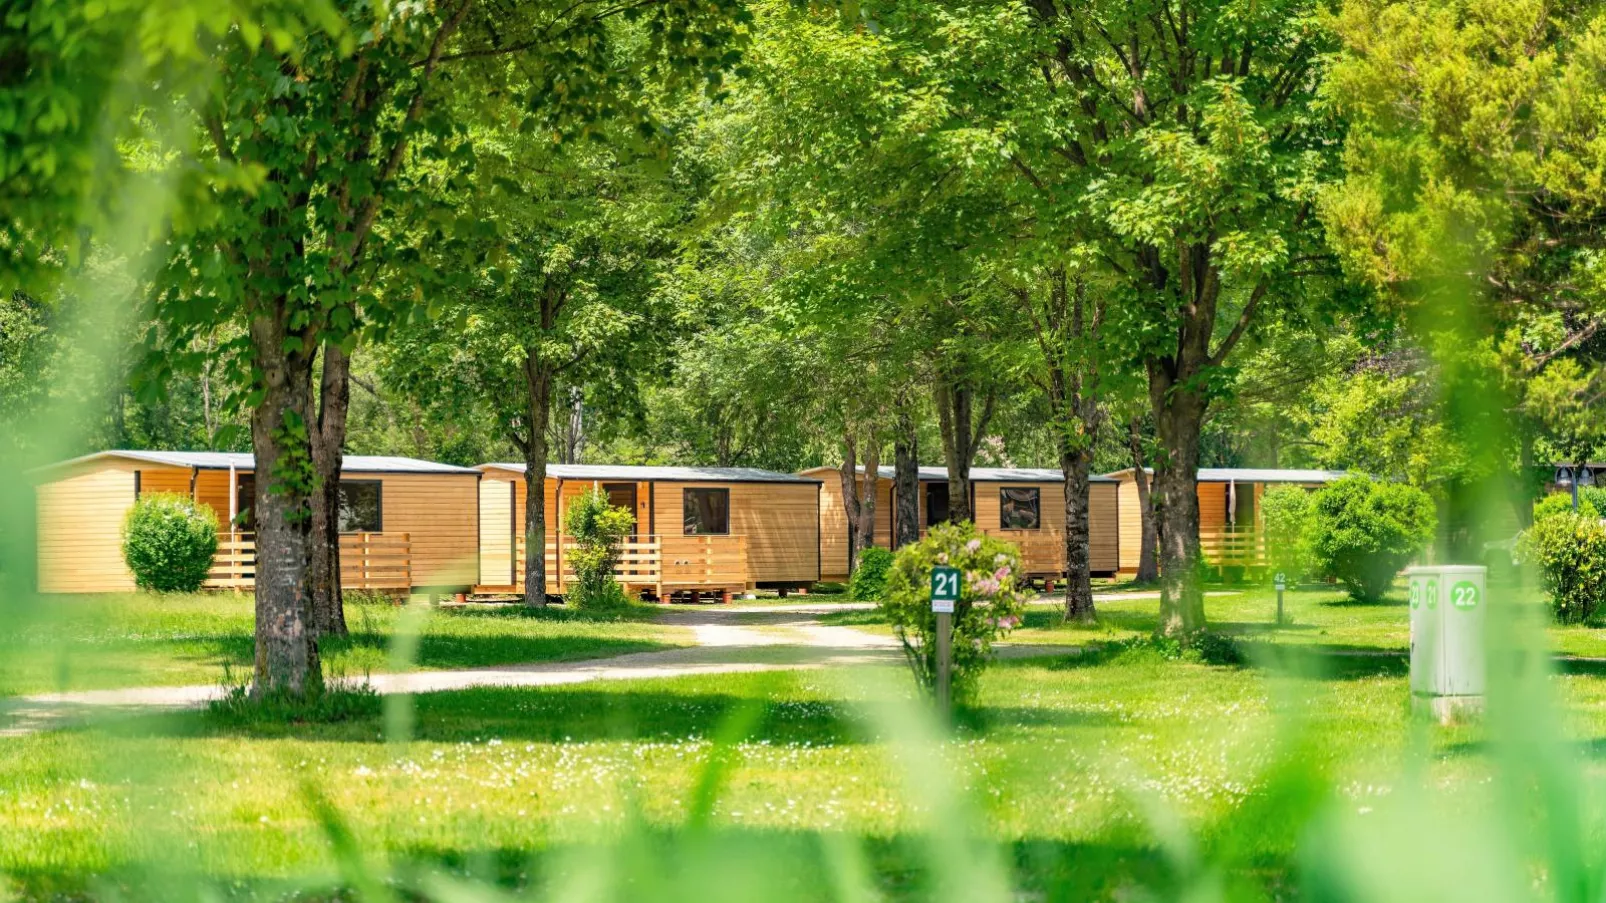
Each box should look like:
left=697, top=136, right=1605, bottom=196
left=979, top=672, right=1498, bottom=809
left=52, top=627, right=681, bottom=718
left=993, top=566, right=1011, bottom=581
left=965, top=539, right=982, bottom=554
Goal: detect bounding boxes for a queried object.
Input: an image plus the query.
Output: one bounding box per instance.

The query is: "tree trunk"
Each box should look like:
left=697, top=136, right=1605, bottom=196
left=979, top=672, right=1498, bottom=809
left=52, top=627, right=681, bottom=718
left=523, top=353, right=555, bottom=606
left=310, top=342, right=351, bottom=636
left=934, top=372, right=993, bottom=525
left=839, top=433, right=861, bottom=575
left=857, top=439, right=881, bottom=556
left=248, top=310, right=321, bottom=697
left=893, top=401, right=920, bottom=548
left=1060, top=445, right=1095, bottom=622
left=1128, top=419, right=1160, bottom=583
left=1152, top=389, right=1207, bottom=636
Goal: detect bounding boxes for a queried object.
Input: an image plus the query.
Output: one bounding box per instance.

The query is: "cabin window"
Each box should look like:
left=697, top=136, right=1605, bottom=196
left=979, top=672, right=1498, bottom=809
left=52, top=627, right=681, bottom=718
left=339, top=480, right=384, bottom=533
left=1000, top=487, right=1041, bottom=530
left=683, top=488, right=730, bottom=535
left=925, top=483, right=949, bottom=527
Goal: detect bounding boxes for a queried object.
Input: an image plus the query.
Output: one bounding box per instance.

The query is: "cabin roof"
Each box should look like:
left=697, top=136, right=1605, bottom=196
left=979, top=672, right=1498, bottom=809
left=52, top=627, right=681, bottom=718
left=38, top=450, right=479, bottom=475
left=480, top=463, right=821, bottom=484
left=799, top=465, right=1118, bottom=484
left=1102, top=467, right=1349, bottom=483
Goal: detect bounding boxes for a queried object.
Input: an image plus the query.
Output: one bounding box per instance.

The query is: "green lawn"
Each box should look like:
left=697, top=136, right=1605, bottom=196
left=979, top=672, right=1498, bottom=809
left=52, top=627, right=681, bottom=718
left=6, top=642, right=1606, bottom=901
left=827, top=583, right=1606, bottom=659
left=0, top=594, right=693, bottom=695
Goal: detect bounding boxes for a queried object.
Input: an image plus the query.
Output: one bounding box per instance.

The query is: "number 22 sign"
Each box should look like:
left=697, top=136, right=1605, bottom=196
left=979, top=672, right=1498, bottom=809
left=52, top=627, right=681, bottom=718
left=931, top=566, right=960, bottom=614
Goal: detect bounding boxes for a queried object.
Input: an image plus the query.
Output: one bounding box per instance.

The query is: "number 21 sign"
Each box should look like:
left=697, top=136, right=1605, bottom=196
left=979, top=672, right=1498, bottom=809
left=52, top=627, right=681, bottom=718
left=931, top=566, right=960, bottom=614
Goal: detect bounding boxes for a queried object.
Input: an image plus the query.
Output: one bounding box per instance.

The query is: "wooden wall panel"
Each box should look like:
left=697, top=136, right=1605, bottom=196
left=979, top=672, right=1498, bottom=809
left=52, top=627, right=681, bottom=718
left=37, top=460, right=145, bottom=593
left=1117, top=478, right=1140, bottom=571
left=193, top=470, right=234, bottom=526
left=138, top=468, right=190, bottom=498
left=479, top=477, right=514, bottom=587
left=356, top=471, right=479, bottom=590
left=1090, top=482, right=1119, bottom=572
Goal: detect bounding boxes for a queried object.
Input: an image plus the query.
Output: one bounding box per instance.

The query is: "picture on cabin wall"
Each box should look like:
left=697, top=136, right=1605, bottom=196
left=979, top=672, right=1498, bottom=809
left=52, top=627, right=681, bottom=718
left=1000, top=487, right=1041, bottom=530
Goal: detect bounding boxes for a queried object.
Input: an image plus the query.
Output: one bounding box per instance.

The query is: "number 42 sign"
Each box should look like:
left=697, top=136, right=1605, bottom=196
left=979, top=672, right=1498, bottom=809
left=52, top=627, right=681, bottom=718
left=931, top=566, right=960, bottom=613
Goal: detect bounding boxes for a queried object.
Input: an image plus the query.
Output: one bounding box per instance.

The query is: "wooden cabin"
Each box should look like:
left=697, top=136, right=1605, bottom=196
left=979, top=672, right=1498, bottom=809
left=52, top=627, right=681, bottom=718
left=799, top=466, right=1120, bottom=583
left=1103, top=467, right=1346, bottom=575
left=33, top=450, right=480, bottom=594
left=475, top=464, right=822, bottom=600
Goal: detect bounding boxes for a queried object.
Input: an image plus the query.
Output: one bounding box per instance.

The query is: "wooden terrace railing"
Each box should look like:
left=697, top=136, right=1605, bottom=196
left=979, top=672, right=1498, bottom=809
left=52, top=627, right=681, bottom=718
left=1199, top=527, right=1267, bottom=568
left=205, top=531, right=412, bottom=591
left=514, top=533, right=750, bottom=597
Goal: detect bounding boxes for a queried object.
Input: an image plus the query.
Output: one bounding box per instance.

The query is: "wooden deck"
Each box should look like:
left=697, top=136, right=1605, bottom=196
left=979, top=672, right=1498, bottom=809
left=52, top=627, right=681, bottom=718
left=205, top=531, right=412, bottom=591
left=508, top=533, right=752, bottom=600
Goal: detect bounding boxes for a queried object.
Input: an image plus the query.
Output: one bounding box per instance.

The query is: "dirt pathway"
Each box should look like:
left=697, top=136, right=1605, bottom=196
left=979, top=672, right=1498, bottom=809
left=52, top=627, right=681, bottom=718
left=1, top=606, right=1075, bottom=736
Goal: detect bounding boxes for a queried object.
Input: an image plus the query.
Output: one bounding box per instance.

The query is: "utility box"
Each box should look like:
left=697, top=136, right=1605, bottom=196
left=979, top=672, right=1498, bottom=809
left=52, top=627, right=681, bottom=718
left=1407, top=565, right=1487, bottom=721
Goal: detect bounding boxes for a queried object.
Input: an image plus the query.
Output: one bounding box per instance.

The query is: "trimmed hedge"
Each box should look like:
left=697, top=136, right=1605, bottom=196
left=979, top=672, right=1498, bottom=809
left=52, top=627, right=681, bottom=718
left=1308, top=476, right=1435, bottom=603
left=121, top=492, right=219, bottom=593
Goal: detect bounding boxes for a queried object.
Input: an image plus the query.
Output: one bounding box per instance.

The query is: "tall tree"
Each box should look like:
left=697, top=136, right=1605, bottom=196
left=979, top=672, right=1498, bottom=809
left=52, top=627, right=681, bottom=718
left=383, top=119, right=676, bottom=606
left=150, top=0, right=748, bottom=692
left=1324, top=0, right=1606, bottom=550
left=1009, top=265, right=1108, bottom=620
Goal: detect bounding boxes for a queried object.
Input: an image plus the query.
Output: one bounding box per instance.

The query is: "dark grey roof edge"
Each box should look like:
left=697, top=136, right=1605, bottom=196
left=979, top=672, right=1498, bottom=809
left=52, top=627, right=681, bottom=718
left=480, top=463, right=823, bottom=484
left=33, top=450, right=480, bottom=476
left=798, top=465, right=1118, bottom=484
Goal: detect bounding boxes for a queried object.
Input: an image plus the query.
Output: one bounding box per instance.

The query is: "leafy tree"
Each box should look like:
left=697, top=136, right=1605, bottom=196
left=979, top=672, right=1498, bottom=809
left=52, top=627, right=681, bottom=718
left=142, top=0, right=746, bottom=691
left=1324, top=0, right=1606, bottom=550
left=383, top=120, right=678, bottom=606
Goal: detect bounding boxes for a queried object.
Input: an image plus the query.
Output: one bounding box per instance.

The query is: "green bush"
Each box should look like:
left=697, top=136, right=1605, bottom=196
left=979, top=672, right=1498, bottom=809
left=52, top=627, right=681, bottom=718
left=1308, top=476, right=1436, bottom=603
left=1261, top=485, right=1316, bottom=584
left=848, top=547, right=894, bottom=601
left=879, top=522, right=1029, bottom=704
left=563, top=488, right=636, bottom=610
left=120, top=492, right=219, bottom=593
left=1518, top=511, right=1606, bottom=623
left=1534, top=492, right=1598, bottom=522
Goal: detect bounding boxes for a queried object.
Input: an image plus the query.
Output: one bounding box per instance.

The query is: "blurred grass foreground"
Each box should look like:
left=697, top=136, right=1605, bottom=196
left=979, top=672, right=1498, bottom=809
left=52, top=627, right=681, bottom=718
left=11, top=0, right=1606, bottom=901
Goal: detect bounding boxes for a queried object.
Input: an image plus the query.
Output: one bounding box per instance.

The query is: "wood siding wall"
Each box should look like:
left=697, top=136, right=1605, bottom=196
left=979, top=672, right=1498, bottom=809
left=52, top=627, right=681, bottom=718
left=36, top=460, right=143, bottom=593
left=485, top=471, right=821, bottom=588
left=809, top=469, right=1120, bottom=580
left=39, top=461, right=479, bottom=593
left=813, top=471, right=896, bottom=581
left=653, top=481, right=819, bottom=583
left=479, top=478, right=515, bottom=587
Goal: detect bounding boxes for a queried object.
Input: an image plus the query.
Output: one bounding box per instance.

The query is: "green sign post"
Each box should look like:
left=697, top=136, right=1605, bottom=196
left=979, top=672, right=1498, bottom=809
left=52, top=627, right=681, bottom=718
left=930, top=565, right=960, bottom=715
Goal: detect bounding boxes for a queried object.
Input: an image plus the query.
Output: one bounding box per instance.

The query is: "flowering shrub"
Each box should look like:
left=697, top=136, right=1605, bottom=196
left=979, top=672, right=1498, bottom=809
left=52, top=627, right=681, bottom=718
left=879, top=522, right=1029, bottom=704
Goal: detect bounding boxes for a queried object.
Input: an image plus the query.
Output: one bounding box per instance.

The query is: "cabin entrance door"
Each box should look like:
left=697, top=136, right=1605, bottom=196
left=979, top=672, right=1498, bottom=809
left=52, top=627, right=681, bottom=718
left=602, top=483, right=639, bottom=537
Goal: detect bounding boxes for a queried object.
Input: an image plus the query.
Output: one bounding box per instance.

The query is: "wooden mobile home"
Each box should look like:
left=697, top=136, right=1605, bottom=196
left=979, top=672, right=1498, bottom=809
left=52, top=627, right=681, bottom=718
left=1104, top=467, right=1346, bottom=575
left=475, top=464, right=822, bottom=600
left=34, top=450, right=480, bottom=594
left=800, top=466, right=1120, bottom=582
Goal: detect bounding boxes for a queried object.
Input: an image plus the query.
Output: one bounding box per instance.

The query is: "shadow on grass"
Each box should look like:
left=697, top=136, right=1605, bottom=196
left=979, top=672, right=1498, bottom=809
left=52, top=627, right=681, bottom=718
left=3, top=830, right=1184, bottom=903
left=1238, top=642, right=1408, bottom=681
left=113, top=683, right=871, bottom=747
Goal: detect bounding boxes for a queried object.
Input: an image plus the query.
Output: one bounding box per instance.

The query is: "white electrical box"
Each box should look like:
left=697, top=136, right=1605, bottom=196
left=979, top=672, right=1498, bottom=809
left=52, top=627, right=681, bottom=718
left=1407, top=565, right=1487, bottom=715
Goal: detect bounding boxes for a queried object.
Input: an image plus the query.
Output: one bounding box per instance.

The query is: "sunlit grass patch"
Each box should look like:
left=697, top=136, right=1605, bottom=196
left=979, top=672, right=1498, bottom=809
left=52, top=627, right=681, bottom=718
left=0, top=594, right=694, bottom=694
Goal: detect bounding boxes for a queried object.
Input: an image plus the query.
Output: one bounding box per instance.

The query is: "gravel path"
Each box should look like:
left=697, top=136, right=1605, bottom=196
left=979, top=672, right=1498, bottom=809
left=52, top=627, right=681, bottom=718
left=0, top=607, right=1077, bottom=736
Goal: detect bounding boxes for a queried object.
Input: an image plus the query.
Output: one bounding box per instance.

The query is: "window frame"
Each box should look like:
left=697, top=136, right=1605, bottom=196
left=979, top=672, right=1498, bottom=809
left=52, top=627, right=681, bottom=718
left=682, top=487, right=731, bottom=536
left=998, top=486, right=1042, bottom=531
left=338, top=479, right=385, bottom=534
